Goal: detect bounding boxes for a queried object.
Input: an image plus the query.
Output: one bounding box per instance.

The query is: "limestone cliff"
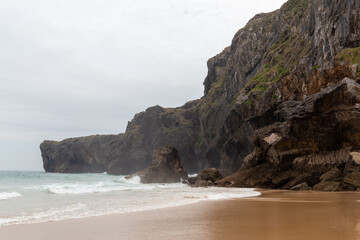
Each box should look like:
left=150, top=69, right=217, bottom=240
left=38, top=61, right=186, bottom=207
left=41, top=0, right=360, bottom=190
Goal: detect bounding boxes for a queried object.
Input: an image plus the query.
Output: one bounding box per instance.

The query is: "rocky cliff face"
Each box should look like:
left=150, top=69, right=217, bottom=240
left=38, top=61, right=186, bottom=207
left=41, top=101, right=201, bottom=174
left=41, top=0, right=360, bottom=189
left=217, top=78, right=360, bottom=191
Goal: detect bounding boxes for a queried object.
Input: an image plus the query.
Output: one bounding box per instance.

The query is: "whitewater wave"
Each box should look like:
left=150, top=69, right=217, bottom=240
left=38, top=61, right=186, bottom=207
left=45, top=182, right=129, bottom=195
left=124, top=175, right=141, bottom=184
left=27, top=176, right=154, bottom=195
left=195, top=189, right=261, bottom=200
left=0, top=192, right=22, bottom=200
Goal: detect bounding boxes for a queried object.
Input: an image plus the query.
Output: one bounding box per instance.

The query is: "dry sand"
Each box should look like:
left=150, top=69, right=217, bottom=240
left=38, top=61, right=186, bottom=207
left=0, top=190, right=359, bottom=240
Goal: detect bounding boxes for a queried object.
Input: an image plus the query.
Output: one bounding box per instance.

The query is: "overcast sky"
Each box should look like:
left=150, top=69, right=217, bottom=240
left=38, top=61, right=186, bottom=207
left=0, top=0, right=287, bottom=171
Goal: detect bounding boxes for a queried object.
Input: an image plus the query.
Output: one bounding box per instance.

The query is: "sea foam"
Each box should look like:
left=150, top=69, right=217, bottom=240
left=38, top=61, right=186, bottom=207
left=0, top=203, right=87, bottom=226
left=0, top=192, right=22, bottom=200
left=29, top=176, right=153, bottom=195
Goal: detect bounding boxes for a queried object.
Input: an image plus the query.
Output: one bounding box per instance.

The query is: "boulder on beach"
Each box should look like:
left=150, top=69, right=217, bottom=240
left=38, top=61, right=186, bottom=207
left=126, top=145, right=188, bottom=183
left=187, top=168, right=223, bottom=187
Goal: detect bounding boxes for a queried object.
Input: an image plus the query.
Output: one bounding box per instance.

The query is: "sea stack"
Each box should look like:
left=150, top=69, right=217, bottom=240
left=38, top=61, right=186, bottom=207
left=126, top=145, right=188, bottom=183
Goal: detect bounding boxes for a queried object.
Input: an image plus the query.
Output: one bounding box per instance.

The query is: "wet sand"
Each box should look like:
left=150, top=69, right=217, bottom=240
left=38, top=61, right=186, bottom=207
left=0, top=190, right=359, bottom=240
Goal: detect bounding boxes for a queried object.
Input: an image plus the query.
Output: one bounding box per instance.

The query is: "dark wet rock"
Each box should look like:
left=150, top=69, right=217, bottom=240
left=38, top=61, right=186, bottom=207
left=126, top=145, right=188, bottom=184
left=313, top=181, right=341, bottom=192
left=282, top=173, right=316, bottom=189
left=199, top=168, right=223, bottom=182
left=187, top=168, right=223, bottom=187
left=320, top=168, right=342, bottom=182
left=343, top=171, right=360, bottom=187
left=191, top=179, right=215, bottom=188
left=187, top=176, right=198, bottom=185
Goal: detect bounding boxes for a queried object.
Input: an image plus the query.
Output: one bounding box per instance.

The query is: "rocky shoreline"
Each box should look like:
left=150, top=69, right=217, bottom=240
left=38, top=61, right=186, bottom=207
left=217, top=78, right=360, bottom=191
left=40, top=0, right=360, bottom=191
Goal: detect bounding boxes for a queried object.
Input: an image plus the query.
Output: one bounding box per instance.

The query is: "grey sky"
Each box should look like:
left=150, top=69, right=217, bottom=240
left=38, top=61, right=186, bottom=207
left=0, top=0, right=287, bottom=171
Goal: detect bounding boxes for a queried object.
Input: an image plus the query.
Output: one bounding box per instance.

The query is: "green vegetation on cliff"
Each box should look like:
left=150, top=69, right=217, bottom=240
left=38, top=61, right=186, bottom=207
left=336, top=47, right=360, bottom=65
left=283, top=0, right=309, bottom=14
left=198, top=70, right=226, bottom=119
left=240, top=0, right=310, bottom=103
left=336, top=47, right=360, bottom=78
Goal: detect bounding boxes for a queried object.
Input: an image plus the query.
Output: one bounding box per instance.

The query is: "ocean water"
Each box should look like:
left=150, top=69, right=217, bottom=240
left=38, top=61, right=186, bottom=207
left=0, top=171, right=260, bottom=226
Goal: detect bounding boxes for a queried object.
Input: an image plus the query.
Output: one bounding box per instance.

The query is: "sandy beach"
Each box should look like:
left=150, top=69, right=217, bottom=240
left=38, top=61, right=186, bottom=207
left=0, top=190, right=359, bottom=240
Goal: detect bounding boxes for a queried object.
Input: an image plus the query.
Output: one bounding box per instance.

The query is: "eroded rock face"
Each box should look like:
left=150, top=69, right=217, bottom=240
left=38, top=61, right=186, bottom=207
left=127, top=145, right=188, bottom=183
left=41, top=134, right=127, bottom=173
left=40, top=102, right=201, bottom=175
left=217, top=79, right=360, bottom=191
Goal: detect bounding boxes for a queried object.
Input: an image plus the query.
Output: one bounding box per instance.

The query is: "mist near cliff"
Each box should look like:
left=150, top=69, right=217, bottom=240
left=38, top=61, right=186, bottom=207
left=0, top=0, right=286, bottom=170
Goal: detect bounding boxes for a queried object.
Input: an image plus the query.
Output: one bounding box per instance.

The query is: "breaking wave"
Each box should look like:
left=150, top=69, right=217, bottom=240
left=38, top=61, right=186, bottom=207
left=0, top=192, right=22, bottom=200
left=28, top=176, right=153, bottom=195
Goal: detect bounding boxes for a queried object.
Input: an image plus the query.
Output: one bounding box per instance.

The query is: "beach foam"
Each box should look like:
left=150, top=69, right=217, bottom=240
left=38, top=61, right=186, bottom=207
left=0, top=203, right=87, bottom=226
left=0, top=192, right=22, bottom=200
left=28, top=176, right=154, bottom=195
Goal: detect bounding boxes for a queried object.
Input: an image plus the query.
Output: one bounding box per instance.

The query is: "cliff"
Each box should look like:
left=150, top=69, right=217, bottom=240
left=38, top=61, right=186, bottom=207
left=41, top=0, right=360, bottom=190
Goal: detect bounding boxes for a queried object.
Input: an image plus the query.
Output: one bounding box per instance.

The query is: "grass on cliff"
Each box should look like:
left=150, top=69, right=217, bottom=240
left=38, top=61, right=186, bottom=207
left=163, top=108, right=193, bottom=127
left=241, top=0, right=310, bottom=104
left=203, top=0, right=311, bottom=109
left=198, top=67, right=227, bottom=119
left=246, top=31, right=307, bottom=97
left=336, top=47, right=360, bottom=65
left=283, top=0, right=309, bottom=13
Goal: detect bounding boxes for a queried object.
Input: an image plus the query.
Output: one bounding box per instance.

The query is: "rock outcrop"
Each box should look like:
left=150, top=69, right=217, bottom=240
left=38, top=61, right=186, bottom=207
left=199, top=168, right=223, bottom=183
left=216, top=78, right=360, bottom=191
left=126, top=145, right=188, bottom=183
left=41, top=134, right=126, bottom=173
left=187, top=168, right=223, bottom=187
left=41, top=102, right=202, bottom=174
left=41, top=0, right=360, bottom=191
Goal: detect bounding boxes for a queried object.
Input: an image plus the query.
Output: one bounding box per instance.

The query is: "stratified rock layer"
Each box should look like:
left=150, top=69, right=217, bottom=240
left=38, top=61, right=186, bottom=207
left=127, top=145, right=188, bottom=183
left=217, top=79, right=360, bottom=191
left=41, top=0, right=360, bottom=191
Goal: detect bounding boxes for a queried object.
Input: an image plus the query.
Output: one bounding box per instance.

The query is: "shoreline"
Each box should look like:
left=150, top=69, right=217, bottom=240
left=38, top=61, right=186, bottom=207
left=0, top=186, right=261, bottom=227
left=0, top=189, right=359, bottom=240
